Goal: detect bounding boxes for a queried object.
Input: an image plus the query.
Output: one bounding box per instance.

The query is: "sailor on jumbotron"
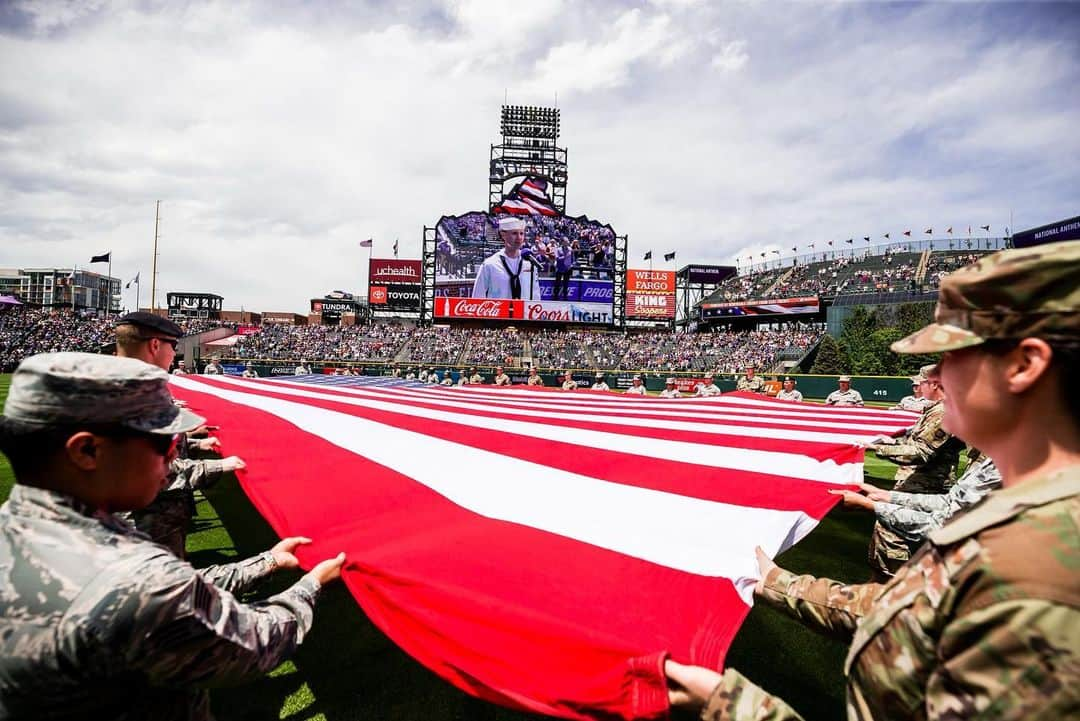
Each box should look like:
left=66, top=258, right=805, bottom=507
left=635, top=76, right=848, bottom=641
left=471, top=216, right=542, bottom=300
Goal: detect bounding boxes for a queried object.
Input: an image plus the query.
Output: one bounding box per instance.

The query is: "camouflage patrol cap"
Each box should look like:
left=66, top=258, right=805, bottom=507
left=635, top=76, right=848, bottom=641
left=3, top=352, right=204, bottom=434
left=838, top=375, right=852, bottom=382
left=115, top=311, right=183, bottom=338
left=920, top=363, right=939, bottom=378
left=892, top=240, right=1080, bottom=354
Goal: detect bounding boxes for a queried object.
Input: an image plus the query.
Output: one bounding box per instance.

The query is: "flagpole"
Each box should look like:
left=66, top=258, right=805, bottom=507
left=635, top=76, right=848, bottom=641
left=72, top=264, right=77, bottom=312
left=151, top=200, right=160, bottom=313
left=107, top=256, right=112, bottom=319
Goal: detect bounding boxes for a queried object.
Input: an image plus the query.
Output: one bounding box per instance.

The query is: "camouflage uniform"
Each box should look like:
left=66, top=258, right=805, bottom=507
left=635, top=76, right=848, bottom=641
left=825, top=388, right=864, bottom=406
left=874, top=454, right=1001, bottom=548
left=869, top=400, right=965, bottom=577
left=0, top=352, right=325, bottom=721
left=494, top=372, right=511, bottom=386
left=118, top=456, right=229, bottom=558
left=894, top=394, right=931, bottom=412
left=561, top=378, right=578, bottom=390
left=0, top=485, right=321, bottom=721
left=735, top=374, right=765, bottom=393
left=774, top=389, right=803, bottom=402
left=702, top=466, right=1080, bottom=721
left=695, top=381, right=722, bottom=397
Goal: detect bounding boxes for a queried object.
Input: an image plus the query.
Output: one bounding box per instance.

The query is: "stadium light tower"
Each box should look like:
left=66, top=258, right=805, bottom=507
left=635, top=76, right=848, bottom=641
left=489, top=105, right=568, bottom=213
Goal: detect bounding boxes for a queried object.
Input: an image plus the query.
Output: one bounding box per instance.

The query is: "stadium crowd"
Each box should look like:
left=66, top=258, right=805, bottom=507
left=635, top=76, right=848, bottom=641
left=0, top=308, right=113, bottom=372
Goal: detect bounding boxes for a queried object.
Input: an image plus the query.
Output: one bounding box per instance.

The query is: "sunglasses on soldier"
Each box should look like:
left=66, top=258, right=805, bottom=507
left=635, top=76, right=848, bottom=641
left=91, top=427, right=181, bottom=456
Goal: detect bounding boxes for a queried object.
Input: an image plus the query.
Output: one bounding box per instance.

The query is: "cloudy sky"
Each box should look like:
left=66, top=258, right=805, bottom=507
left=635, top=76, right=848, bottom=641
left=1, top=0, right=1077, bottom=313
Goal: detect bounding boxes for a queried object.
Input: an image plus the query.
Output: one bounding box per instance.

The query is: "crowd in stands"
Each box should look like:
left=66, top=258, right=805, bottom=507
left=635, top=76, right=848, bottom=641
left=530, top=330, right=591, bottom=369
left=925, top=252, right=982, bottom=287
left=401, top=326, right=469, bottom=365
left=0, top=307, right=826, bottom=374
left=230, top=323, right=410, bottom=362
left=175, top=318, right=237, bottom=336
left=617, top=326, right=822, bottom=373
left=0, top=308, right=113, bottom=372
left=714, top=247, right=990, bottom=305
left=772, top=251, right=920, bottom=297
left=462, top=328, right=526, bottom=365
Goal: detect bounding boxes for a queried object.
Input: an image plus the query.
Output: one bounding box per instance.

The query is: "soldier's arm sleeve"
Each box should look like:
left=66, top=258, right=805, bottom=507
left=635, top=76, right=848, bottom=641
left=120, top=554, right=322, bottom=688
left=874, top=413, right=950, bottom=465
left=174, top=458, right=228, bottom=491
left=930, top=600, right=1080, bottom=720
left=887, top=488, right=952, bottom=514
left=873, top=501, right=936, bottom=543
left=700, top=667, right=806, bottom=721
left=756, top=568, right=882, bottom=640
left=197, top=550, right=277, bottom=595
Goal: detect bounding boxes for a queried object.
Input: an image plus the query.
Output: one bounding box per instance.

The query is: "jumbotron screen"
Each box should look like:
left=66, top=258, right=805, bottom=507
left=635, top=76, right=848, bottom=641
left=433, top=211, right=617, bottom=325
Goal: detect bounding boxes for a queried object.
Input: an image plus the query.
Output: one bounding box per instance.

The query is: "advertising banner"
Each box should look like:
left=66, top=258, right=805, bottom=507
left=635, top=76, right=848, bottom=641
left=435, top=278, right=613, bottom=304
left=626, top=270, right=675, bottom=293
left=627, top=292, right=676, bottom=318
left=369, top=259, right=423, bottom=285
left=683, top=265, right=736, bottom=284
left=236, top=325, right=260, bottom=335
left=369, top=283, right=422, bottom=311
left=626, top=269, right=676, bottom=319
left=700, top=296, right=820, bottom=319
left=434, top=297, right=615, bottom=325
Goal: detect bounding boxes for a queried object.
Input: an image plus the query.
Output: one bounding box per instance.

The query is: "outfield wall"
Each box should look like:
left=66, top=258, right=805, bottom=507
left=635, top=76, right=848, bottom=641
left=216, top=359, right=916, bottom=402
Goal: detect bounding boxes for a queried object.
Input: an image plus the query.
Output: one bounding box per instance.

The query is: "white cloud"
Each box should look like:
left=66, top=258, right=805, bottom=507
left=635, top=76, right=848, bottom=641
left=710, top=40, right=748, bottom=72
left=0, top=1, right=1076, bottom=314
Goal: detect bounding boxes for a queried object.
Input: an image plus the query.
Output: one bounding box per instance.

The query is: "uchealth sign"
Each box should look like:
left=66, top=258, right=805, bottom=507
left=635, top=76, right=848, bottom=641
left=370, top=283, right=421, bottom=311
left=370, top=259, right=422, bottom=285
left=434, top=297, right=615, bottom=325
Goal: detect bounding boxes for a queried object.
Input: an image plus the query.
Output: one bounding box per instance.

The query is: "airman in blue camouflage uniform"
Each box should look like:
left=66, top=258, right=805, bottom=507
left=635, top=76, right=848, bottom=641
left=666, top=240, right=1080, bottom=720
left=0, top=353, right=346, bottom=720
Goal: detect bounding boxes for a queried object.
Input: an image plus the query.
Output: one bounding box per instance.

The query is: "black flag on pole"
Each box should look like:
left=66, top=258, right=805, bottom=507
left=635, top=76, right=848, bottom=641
left=664, top=251, right=676, bottom=262
left=90, top=252, right=111, bottom=263
left=643, top=251, right=652, bottom=261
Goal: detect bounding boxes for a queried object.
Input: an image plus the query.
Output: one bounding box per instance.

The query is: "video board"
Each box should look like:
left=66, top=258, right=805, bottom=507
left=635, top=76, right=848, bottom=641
left=432, top=211, right=617, bottom=325
left=700, top=296, right=820, bottom=319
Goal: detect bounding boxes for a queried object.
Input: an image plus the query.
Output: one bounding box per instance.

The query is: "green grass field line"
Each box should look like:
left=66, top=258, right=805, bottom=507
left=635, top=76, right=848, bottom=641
left=0, top=371, right=903, bottom=721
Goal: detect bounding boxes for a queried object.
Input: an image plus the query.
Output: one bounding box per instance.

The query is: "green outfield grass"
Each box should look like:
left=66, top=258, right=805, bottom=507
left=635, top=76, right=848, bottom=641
left=0, top=372, right=902, bottom=721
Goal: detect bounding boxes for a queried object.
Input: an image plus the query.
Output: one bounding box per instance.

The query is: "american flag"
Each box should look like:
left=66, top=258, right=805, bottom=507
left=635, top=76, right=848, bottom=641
left=491, top=176, right=558, bottom=216
left=170, top=375, right=916, bottom=720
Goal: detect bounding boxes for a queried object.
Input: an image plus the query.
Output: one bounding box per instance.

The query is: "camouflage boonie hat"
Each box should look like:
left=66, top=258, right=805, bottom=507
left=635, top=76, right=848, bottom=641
left=892, top=240, right=1080, bottom=354
left=3, top=352, right=204, bottom=434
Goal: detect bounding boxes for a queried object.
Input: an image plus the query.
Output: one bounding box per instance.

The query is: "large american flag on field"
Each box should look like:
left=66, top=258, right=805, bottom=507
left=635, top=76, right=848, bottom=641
left=169, top=375, right=917, bottom=720
left=491, top=176, right=559, bottom=216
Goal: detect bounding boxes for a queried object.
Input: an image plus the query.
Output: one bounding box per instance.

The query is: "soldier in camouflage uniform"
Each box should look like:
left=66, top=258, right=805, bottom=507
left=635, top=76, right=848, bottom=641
left=114, top=312, right=246, bottom=558
left=667, top=240, right=1080, bottom=720
left=831, top=451, right=1001, bottom=552
left=866, top=363, right=966, bottom=578
left=891, top=375, right=930, bottom=411
left=0, top=352, right=347, bottom=720
left=735, top=365, right=765, bottom=393
left=825, top=375, right=864, bottom=406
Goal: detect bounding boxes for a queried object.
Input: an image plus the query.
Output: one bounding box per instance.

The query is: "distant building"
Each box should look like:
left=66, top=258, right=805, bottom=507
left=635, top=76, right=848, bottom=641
left=0, top=267, right=121, bottom=313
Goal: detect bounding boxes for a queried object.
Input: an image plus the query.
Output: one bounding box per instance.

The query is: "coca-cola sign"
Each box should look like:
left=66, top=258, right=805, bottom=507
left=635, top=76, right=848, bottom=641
left=369, top=259, right=422, bottom=284
left=435, top=297, right=521, bottom=319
